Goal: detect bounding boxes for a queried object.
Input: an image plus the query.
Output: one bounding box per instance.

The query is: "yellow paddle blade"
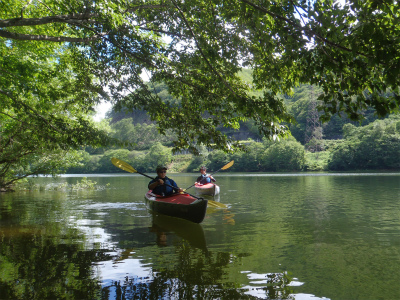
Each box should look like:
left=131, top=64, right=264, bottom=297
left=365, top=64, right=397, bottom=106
left=221, top=160, right=234, bottom=170
left=208, top=200, right=227, bottom=209
left=111, top=157, right=137, bottom=173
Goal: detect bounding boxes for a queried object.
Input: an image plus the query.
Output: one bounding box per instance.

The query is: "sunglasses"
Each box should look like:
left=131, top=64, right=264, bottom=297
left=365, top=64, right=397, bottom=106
left=158, top=170, right=166, bottom=173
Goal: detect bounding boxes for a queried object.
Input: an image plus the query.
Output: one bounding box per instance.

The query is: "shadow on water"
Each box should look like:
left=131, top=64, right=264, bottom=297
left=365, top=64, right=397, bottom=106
left=149, top=212, right=208, bottom=252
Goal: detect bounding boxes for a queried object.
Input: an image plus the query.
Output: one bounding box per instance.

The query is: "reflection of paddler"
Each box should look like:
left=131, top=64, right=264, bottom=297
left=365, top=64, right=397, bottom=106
left=149, top=225, right=168, bottom=247
left=150, top=212, right=207, bottom=251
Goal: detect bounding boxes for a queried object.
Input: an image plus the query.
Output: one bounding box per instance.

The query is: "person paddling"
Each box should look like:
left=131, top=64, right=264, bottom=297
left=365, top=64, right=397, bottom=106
left=196, top=166, right=216, bottom=185
left=148, top=165, right=183, bottom=196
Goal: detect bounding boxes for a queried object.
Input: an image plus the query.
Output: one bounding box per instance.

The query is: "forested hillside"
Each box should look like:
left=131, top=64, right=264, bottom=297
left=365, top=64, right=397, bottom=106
left=69, top=113, right=400, bottom=174
left=67, top=80, right=399, bottom=175
left=106, top=72, right=379, bottom=144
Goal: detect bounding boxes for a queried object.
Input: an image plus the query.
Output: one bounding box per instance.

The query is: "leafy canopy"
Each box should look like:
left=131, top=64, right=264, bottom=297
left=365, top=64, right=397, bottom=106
left=1, top=0, right=400, bottom=157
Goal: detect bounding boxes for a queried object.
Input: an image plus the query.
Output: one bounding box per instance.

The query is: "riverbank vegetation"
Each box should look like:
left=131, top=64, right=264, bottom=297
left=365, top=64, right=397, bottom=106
left=66, top=114, right=400, bottom=174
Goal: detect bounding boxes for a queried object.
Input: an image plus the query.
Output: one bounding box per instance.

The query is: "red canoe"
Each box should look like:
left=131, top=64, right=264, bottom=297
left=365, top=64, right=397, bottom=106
left=145, top=191, right=208, bottom=223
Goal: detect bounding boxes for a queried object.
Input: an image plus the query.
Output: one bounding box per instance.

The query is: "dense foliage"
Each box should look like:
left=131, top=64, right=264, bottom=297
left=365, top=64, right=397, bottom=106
left=2, top=0, right=400, bottom=188
left=110, top=119, right=176, bottom=150
left=0, top=52, right=113, bottom=188
left=69, top=142, right=173, bottom=174
left=107, top=81, right=380, bottom=148
left=328, top=115, right=400, bottom=170
left=69, top=138, right=307, bottom=173
left=68, top=114, right=400, bottom=173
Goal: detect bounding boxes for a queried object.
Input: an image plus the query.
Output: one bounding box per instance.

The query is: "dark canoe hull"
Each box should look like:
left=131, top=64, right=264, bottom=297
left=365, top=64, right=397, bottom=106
left=194, top=183, right=220, bottom=196
left=145, top=191, right=208, bottom=223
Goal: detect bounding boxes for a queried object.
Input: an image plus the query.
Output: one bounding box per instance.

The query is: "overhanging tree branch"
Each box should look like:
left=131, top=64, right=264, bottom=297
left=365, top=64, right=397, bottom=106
left=0, top=29, right=107, bottom=42
left=0, top=13, right=98, bottom=27
left=0, top=5, right=168, bottom=28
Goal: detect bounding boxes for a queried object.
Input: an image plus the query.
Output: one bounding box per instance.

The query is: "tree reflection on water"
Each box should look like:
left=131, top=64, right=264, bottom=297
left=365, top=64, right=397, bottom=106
left=99, top=213, right=295, bottom=300
left=102, top=253, right=294, bottom=300
left=0, top=198, right=294, bottom=300
left=100, top=250, right=295, bottom=300
left=0, top=225, right=107, bottom=299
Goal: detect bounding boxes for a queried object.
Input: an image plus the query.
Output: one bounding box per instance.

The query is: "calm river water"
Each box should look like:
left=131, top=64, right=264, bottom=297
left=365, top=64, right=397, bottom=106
left=1, top=173, right=400, bottom=300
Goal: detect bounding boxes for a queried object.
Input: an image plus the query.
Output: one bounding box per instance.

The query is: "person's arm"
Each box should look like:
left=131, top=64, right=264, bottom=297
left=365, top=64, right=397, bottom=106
left=171, top=179, right=183, bottom=193
left=205, top=173, right=216, bottom=182
left=149, top=179, right=163, bottom=190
